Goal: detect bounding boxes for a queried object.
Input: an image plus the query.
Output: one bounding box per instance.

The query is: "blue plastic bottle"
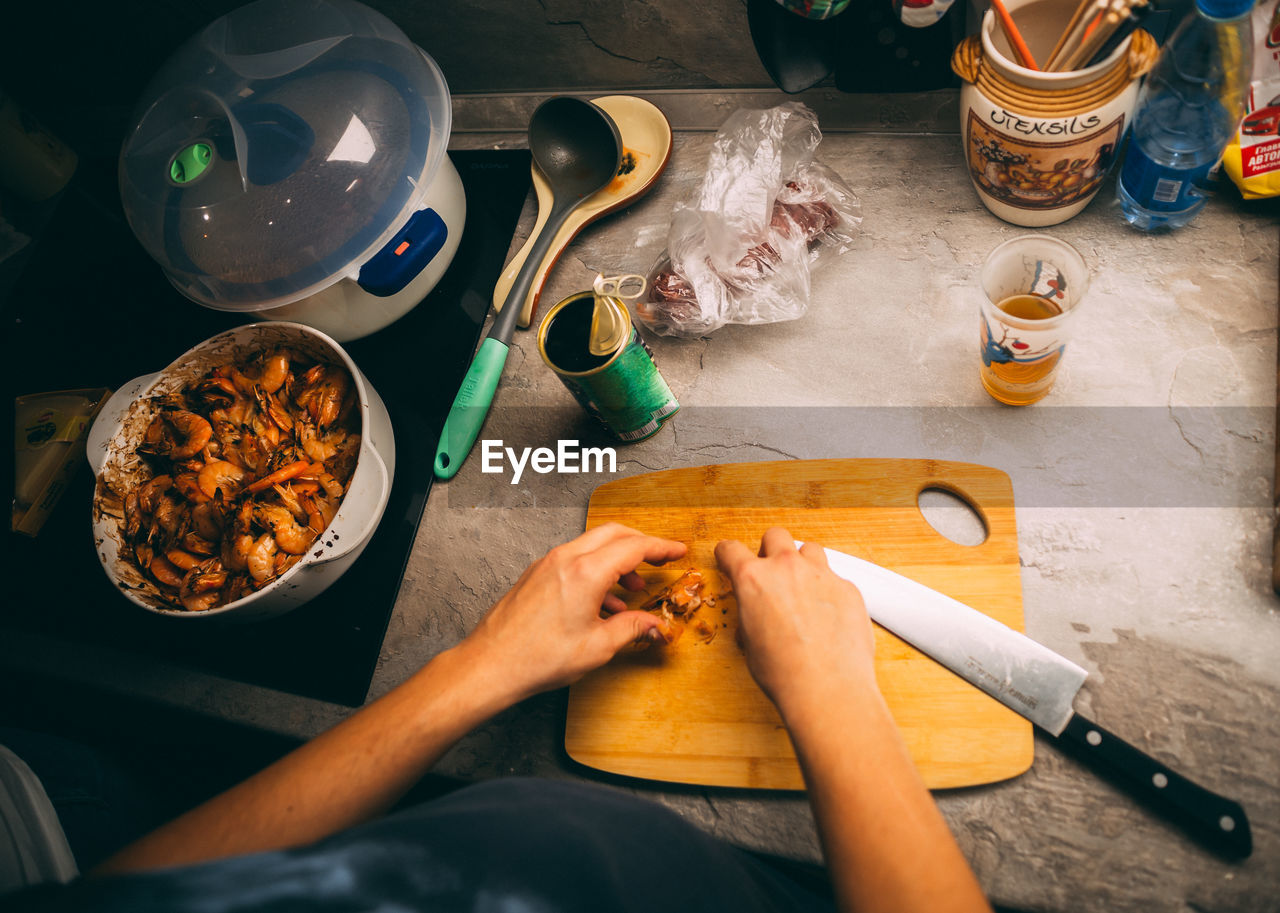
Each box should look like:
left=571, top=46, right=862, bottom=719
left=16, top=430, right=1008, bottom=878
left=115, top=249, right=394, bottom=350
left=1115, top=0, right=1253, bottom=230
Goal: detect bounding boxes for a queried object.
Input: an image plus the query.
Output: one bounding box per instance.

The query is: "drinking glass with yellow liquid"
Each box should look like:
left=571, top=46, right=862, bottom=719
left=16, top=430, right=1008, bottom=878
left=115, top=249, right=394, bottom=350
left=979, top=235, right=1090, bottom=405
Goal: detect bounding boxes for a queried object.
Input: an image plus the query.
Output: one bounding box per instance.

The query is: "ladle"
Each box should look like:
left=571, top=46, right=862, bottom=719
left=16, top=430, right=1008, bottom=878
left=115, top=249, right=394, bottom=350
left=434, top=97, right=621, bottom=479
left=492, top=95, right=673, bottom=328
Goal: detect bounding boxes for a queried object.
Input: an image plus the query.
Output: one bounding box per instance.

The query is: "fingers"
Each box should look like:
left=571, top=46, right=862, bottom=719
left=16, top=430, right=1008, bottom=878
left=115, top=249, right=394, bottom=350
left=587, top=533, right=688, bottom=588
left=597, top=610, right=662, bottom=655
left=717, top=528, right=802, bottom=582
left=568, top=521, right=678, bottom=558
left=714, top=538, right=756, bottom=579
left=618, top=570, right=647, bottom=592
left=797, top=540, right=829, bottom=568
left=759, top=527, right=796, bottom=557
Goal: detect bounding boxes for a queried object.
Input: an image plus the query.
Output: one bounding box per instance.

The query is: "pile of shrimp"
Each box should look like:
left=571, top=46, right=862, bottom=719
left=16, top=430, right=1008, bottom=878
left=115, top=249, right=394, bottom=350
left=637, top=570, right=725, bottom=646
left=118, top=348, right=360, bottom=612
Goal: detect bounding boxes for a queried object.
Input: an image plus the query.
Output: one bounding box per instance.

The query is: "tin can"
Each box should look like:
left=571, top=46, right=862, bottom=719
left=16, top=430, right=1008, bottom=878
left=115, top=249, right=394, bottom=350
left=538, top=291, right=679, bottom=442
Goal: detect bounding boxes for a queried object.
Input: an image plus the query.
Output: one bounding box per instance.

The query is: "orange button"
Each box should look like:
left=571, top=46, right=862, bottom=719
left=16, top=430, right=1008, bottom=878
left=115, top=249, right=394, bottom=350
left=395, top=241, right=411, bottom=256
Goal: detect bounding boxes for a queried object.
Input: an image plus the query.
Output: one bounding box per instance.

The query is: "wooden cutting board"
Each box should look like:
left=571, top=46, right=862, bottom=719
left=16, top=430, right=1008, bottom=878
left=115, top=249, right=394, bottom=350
left=565, top=458, right=1032, bottom=790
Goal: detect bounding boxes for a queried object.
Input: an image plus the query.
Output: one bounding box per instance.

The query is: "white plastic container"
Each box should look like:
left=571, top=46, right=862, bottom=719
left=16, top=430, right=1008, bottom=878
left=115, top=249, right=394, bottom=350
left=119, top=0, right=464, bottom=340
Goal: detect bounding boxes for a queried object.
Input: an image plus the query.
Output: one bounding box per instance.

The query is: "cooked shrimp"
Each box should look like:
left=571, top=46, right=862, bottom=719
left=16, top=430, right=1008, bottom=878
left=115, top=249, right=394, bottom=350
left=124, top=491, right=143, bottom=540
left=221, top=396, right=252, bottom=426
left=299, top=467, right=344, bottom=500
left=198, top=460, right=247, bottom=500
left=140, top=411, right=213, bottom=460
left=297, top=422, right=345, bottom=462
left=301, top=491, right=337, bottom=534
left=272, top=483, right=308, bottom=523
left=190, top=501, right=224, bottom=542
left=222, top=575, right=252, bottom=603
left=232, top=349, right=291, bottom=396
left=273, top=552, right=302, bottom=576
left=152, top=494, right=187, bottom=537
left=254, top=504, right=315, bottom=555
left=149, top=554, right=185, bottom=588
left=642, top=570, right=706, bottom=618
left=165, top=548, right=202, bottom=571
left=233, top=433, right=269, bottom=475
left=250, top=411, right=281, bottom=449
left=137, top=474, right=173, bottom=514
left=134, top=541, right=155, bottom=569
left=295, top=365, right=349, bottom=428
left=256, top=387, right=294, bottom=433
left=328, top=434, right=360, bottom=483
left=247, top=534, right=277, bottom=583
left=233, top=499, right=256, bottom=535
left=173, top=472, right=211, bottom=505
left=260, top=350, right=291, bottom=394
left=180, top=559, right=228, bottom=612
left=171, top=457, right=206, bottom=474
left=222, top=533, right=253, bottom=572
left=165, top=411, right=214, bottom=460
left=182, top=532, right=217, bottom=556
left=191, top=374, right=238, bottom=410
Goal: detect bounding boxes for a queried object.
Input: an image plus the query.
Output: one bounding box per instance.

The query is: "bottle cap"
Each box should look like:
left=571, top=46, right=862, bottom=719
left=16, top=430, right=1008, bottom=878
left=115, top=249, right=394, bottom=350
left=1196, top=0, right=1252, bottom=19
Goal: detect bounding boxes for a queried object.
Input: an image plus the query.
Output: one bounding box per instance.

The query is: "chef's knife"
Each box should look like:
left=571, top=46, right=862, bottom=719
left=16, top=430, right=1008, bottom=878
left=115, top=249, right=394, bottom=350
left=805, top=543, right=1253, bottom=859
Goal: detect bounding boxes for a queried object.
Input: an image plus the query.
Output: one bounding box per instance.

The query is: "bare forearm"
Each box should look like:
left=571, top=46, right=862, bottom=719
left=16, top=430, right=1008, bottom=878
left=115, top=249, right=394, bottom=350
left=95, top=641, right=511, bottom=875
left=783, top=688, right=993, bottom=913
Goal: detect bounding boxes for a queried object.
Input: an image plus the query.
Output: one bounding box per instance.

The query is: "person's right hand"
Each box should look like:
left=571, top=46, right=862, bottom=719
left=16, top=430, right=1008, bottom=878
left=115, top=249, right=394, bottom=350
left=459, top=522, right=687, bottom=705
left=715, top=527, right=879, bottom=719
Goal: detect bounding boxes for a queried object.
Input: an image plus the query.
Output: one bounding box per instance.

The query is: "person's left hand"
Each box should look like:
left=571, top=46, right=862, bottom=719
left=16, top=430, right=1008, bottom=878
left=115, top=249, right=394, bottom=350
left=458, top=523, right=687, bottom=702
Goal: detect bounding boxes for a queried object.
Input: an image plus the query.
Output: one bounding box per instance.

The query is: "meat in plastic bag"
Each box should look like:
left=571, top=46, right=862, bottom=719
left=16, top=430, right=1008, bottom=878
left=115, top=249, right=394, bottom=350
left=636, top=103, right=861, bottom=337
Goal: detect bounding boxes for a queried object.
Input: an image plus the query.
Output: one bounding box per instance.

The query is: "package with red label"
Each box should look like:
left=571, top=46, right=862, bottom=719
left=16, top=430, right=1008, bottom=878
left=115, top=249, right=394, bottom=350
left=1222, top=0, right=1280, bottom=199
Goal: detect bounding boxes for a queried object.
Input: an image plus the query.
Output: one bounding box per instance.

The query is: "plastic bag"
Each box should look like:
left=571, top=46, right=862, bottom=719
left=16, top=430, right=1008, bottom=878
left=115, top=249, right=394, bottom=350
left=635, top=103, right=861, bottom=337
left=1221, top=0, right=1280, bottom=200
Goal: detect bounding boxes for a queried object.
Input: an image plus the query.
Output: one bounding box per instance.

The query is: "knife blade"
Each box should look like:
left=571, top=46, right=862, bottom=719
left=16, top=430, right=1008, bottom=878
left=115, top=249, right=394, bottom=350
left=805, top=543, right=1253, bottom=859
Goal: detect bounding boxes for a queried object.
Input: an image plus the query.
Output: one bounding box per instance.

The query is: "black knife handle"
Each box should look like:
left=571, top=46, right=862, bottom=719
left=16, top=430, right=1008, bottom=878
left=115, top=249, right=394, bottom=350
left=1054, top=714, right=1252, bottom=859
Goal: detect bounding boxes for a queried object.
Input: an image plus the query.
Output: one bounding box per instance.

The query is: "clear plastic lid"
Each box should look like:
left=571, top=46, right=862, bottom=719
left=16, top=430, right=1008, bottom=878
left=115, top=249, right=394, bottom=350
left=119, top=0, right=451, bottom=311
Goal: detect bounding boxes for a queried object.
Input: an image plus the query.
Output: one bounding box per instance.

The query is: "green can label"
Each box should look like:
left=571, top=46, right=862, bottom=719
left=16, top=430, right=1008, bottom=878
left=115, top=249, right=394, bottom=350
left=539, top=292, right=679, bottom=442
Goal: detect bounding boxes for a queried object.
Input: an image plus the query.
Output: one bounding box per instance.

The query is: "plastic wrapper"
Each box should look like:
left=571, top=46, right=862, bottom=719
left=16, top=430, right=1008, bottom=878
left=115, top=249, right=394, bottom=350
left=13, top=388, right=111, bottom=537
left=636, top=103, right=861, bottom=337
left=1222, top=0, right=1280, bottom=200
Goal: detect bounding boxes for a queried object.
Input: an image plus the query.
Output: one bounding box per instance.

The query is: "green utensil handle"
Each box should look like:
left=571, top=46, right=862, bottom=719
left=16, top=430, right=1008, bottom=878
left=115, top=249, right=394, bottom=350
left=433, top=338, right=510, bottom=479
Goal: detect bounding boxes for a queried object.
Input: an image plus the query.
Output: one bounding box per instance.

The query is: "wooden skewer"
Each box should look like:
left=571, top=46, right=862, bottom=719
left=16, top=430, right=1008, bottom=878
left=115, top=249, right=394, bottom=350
left=1046, top=0, right=1108, bottom=70
left=1081, top=7, right=1107, bottom=40
left=1063, top=0, right=1129, bottom=70
left=991, top=0, right=1040, bottom=69
left=1045, top=0, right=1097, bottom=69
left=1083, top=0, right=1150, bottom=67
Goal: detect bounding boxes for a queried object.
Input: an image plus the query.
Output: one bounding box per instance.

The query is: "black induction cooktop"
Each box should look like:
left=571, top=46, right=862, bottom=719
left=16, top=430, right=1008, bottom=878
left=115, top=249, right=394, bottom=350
left=2, top=149, right=532, bottom=706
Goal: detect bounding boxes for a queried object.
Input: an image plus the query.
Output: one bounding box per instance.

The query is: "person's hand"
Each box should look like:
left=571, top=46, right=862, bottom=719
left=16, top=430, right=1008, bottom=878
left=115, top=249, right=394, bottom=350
left=715, top=527, right=879, bottom=720
left=460, top=523, right=687, bottom=702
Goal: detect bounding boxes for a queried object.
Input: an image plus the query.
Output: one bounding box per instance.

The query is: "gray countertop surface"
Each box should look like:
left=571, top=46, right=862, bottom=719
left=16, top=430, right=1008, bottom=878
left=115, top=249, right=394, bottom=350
left=5, top=114, right=1278, bottom=912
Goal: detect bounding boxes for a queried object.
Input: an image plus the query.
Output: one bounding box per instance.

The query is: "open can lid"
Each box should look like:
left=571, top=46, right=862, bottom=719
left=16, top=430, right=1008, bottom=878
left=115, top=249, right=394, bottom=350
left=119, top=0, right=451, bottom=311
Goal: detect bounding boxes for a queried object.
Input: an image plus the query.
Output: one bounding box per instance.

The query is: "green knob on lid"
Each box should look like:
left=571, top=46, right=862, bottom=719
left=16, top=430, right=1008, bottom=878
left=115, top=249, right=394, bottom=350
left=170, top=142, right=213, bottom=184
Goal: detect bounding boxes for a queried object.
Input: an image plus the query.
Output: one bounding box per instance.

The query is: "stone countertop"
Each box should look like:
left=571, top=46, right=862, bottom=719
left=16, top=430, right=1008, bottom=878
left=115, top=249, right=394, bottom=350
left=416, top=127, right=1280, bottom=912
left=4, top=123, right=1277, bottom=912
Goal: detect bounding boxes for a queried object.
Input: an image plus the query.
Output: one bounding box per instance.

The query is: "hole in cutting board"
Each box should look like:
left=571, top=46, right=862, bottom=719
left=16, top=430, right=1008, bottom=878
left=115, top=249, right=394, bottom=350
left=917, top=487, right=987, bottom=546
